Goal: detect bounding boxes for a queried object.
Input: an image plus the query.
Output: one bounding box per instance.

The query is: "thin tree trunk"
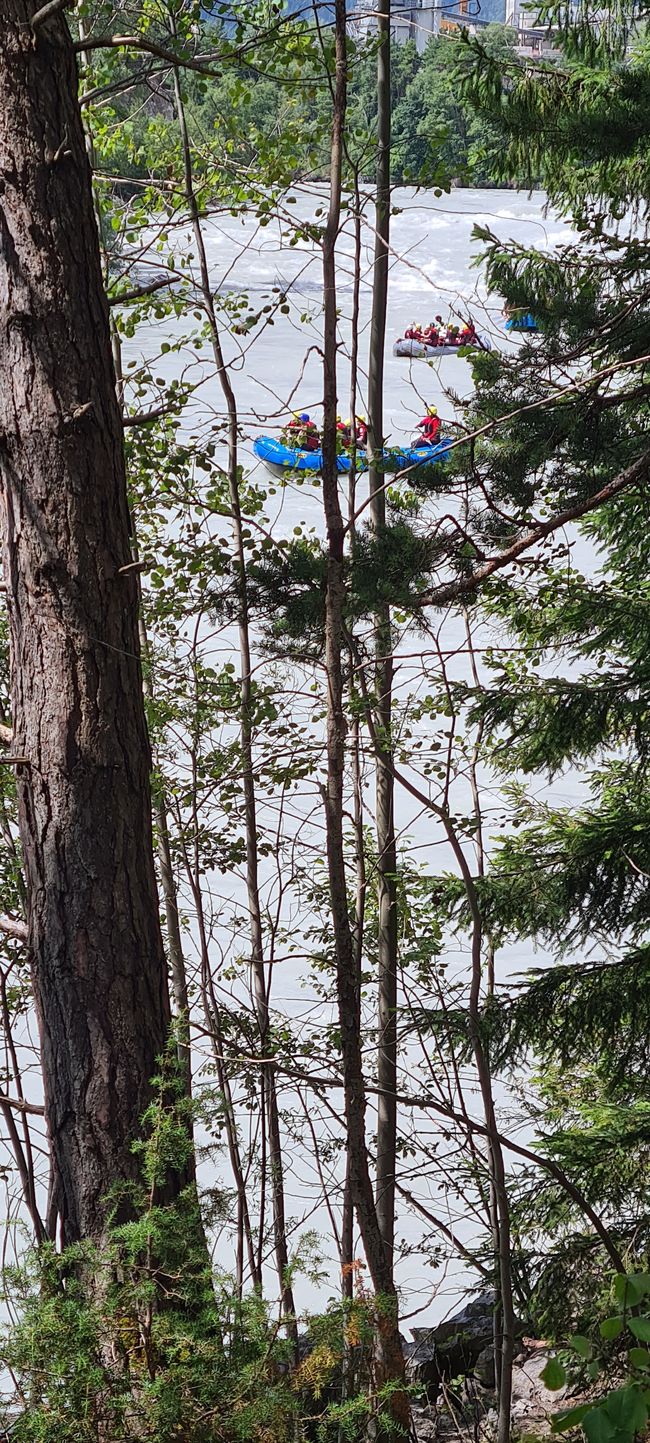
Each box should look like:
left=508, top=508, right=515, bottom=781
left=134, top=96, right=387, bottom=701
left=365, top=0, right=398, bottom=1270
left=170, top=51, right=296, bottom=1335
left=367, top=0, right=391, bottom=483
left=463, top=613, right=512, bottom=1425
left=0, top=2, right=183, bottom=1247
left=171, top=745, right=261, bottom=1292
left=109, top=317, right=194, bottom=1100
left=321, top=3, right=408, bottom=1431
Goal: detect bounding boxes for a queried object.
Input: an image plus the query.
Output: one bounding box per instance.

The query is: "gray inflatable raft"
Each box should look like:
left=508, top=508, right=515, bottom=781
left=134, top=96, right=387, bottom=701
left=393, top=334, right=492, bottom=358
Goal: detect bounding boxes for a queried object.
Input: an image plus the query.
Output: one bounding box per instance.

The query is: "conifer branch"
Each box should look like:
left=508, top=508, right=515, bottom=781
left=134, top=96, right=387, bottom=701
left=421, top=449, right=650, bottom=610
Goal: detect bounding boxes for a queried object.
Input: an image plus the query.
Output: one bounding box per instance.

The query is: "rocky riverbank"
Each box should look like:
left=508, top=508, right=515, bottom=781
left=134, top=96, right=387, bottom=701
left=405, top=1295, right=564, bottom=1441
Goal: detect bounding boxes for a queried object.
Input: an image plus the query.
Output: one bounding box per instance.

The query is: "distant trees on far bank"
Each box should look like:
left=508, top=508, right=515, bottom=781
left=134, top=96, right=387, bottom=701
left=100, top=23, right=528, bottom=190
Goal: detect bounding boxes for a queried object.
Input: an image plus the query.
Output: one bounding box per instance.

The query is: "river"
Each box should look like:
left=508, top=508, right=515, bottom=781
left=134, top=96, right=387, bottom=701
left=122, top=185, right=581, bottom=1327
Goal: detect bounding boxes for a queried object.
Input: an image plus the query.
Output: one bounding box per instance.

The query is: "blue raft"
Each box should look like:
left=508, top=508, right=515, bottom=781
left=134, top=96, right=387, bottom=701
left=505, top=313, right=538, bottom=332
left=253, top=435, right=451, bottom=477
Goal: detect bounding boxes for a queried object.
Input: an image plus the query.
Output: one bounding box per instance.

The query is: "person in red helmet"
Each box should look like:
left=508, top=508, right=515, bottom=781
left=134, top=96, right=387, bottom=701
left=417, top=405, right=441, bottom=444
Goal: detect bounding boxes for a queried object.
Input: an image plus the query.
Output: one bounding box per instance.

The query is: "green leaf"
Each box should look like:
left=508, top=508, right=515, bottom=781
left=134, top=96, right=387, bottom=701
left=542, top=1357, right=567, bottom=1391
left=628, top=1349, right=650, bottom=1370
left=600, top=1317, right=624, bottom=1341
left=552, top=1404, right=592, bottom=1433
left=614, top=1275, right=650, bottom=1308
left=570, top=1335, right=593, bottom=1360
left=603, top=1385, right=647, bottom=1434
left=582, top=1407, right=615, bottom=1443
left=629, top=1317, right=650, bottom=1343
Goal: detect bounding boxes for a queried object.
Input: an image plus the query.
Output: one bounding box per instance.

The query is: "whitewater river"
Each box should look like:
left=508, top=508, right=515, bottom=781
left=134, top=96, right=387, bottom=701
left=131, top=182, right=574, bottom=447
left=120, top=186, right=582, bottom=1326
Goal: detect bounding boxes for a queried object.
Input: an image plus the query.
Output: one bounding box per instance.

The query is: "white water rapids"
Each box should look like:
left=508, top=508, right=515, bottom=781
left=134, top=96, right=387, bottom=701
left=123, top=187, right=583, bottom=1324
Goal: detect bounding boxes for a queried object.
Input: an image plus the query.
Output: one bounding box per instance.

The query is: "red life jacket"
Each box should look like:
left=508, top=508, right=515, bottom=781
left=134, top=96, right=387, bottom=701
left=419, top=415, right=441, bottom=442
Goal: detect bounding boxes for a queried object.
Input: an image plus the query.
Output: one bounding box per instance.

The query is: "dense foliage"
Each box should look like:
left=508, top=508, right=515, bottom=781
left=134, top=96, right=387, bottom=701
left=92, top=18, right=525, bottom=187
left=0, top=0, right=649, bottom=1440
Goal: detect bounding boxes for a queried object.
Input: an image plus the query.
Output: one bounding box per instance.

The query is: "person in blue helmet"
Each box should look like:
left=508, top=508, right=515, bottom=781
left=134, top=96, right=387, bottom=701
left=285, top=412, right=320, bottom=451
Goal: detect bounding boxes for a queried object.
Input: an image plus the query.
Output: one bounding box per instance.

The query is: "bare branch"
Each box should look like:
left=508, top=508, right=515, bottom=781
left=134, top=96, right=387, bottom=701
left=421, top=449, right=650, bottom=610
left=122, top=405, right=170, bottom=428
left=395, top=1178, right=492, bottom=1280
left=0, top=917, right=28, bottom=944
left=72, top=34, right=222, bottom=77
left=109, top=277, right=176, bottom=308
left=0, top=1093, right=44, bottom=1117
left=118, top=561, right=147, bottom=575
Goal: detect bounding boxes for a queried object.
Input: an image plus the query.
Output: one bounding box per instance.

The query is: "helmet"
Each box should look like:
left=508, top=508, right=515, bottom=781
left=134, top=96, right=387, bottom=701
left=427, top=405, right=438, bottom=416
left=299, top=413, right=310, bottom=422
left=357, top=414, right=366, bottom=423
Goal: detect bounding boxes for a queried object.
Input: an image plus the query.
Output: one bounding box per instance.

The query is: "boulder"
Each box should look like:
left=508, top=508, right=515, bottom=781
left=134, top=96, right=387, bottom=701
left=412, top=1347, right=569, bottom=1440
left=474, top=1344, right=496, bottom=1390
left=406, top=1292, right=497, bottom=1400
left=411, top=1404, right=438, bottom=1442
left=406, top=1293, right=528, bottom=1403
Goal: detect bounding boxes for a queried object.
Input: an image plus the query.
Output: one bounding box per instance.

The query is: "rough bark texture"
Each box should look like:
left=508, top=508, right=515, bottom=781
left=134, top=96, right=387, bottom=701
left=0, top=3, right=173, bottom=1244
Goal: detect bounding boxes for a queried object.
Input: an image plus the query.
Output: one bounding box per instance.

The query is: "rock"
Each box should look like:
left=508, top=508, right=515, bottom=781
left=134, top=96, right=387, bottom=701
left=412, top=1344, right=567, bottom=1440
left=510, top=1349, right=567, bottom=1419
left=406, top=1292, right=499, bottom=1401
left=412, top=1404, right=438, bottom=1442
left=474, top=1344, right=496, bottom=1389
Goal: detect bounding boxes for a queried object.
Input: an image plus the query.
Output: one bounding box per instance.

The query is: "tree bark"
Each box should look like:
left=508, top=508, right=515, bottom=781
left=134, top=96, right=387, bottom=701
left=321, top=3, right=408, bottom=1431
left=366, top=0, right=398, bottom=1270
left=0, top=2, right=174, bottom=1245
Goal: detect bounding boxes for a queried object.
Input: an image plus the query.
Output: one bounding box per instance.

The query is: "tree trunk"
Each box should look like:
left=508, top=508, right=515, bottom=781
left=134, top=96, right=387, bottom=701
left=170, top=43, right=296, bottom=1336
left=0, top=2, right=174, bottom=1245
left=367, top=0, right=398, bottom=1269
left=321, top=3, right=408, bottom=1431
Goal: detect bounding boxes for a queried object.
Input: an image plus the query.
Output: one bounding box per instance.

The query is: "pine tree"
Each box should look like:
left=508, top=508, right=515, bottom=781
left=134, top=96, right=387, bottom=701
left=448, top=0, right=650, bottom=1328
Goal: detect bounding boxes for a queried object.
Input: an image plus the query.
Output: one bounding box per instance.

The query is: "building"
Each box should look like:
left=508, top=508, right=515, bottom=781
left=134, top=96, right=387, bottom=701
left=348, top=1, right=438, bottom=52
left=347, top=0, right=554, bottom=54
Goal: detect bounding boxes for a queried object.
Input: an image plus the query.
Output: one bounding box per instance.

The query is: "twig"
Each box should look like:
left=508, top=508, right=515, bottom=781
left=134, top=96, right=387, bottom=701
left=109, top=277, right=175, bottom=307
left=420, top=449, right=650, bottom=610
